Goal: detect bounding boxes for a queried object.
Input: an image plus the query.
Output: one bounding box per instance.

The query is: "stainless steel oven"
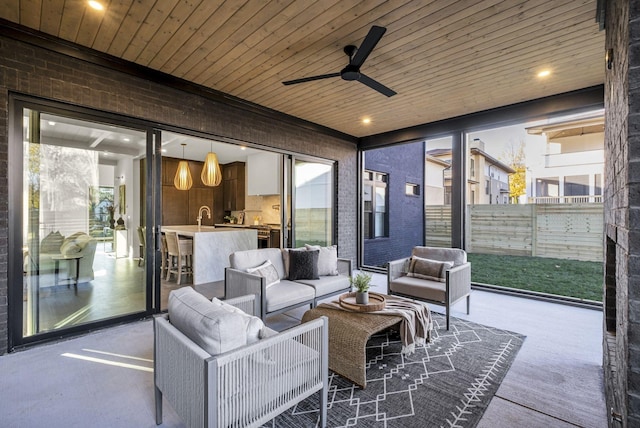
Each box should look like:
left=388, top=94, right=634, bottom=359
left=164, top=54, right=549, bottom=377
left=256, top=227, right=271, bottom=248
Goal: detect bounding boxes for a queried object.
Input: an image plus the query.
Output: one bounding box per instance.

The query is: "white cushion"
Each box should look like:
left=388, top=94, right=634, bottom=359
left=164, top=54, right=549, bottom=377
left=168, top=287, right=247, bottom=355
left=265, top=280, right=315, bottom=312
left=211, top=297, right=264, bottom=344
left=246, top=260, right=280, bottom=288
left=295, top=274, right=349, bottom=297
left=305, top=244, right=339, bottom=276
left=230, top=248, right=287, bottom=279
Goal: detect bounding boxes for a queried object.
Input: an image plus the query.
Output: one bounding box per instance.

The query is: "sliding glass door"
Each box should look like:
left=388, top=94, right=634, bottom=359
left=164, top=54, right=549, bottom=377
left=11, top=100, right=153, bottom=345
left=291, top=158, right=335, bottom=247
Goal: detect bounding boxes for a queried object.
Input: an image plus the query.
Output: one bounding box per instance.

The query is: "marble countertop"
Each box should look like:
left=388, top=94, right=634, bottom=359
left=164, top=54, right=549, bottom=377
left=162, top=225, right=254, bottom=237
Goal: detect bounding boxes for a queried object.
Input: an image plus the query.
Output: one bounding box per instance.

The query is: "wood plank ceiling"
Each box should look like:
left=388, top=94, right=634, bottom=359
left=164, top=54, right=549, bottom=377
left=0, top=0, right=605, bottom=138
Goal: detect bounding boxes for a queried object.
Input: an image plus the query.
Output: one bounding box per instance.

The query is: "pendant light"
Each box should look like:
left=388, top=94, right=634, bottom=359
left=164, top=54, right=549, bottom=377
left=174, top=143, right=193, bottom=190
left=201, top=142, right=222, bottom=187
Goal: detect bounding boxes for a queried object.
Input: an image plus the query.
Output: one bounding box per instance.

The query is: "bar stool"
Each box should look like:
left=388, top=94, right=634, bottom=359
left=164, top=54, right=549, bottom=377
left=165, top=231, right=193, bottom=285
left=160, top=232, right=168, bottom=278
left=137, top=226, right=146, bottom=266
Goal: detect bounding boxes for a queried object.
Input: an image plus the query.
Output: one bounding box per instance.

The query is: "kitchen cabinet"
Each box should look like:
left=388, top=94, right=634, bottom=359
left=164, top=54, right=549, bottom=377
left=161, top=157, right=224, bottom=225
left=162, top=158, right=180, bottom=186
left=247, top=152, right=281, bottom=195
left=188, top=187, right=217, bottom=226
left=222, top=162, right=245, bottom=211
left=162, top=185, right=189, bottom=225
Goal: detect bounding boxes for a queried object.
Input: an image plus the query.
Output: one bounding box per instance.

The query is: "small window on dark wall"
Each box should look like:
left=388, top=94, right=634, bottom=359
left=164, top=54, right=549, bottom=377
left=363, top=170, right=388, bottom=239
left=405, top=183, right=420, bottom=196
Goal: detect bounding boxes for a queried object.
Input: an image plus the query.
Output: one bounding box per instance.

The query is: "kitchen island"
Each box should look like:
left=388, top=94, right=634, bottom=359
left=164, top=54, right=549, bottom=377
left=162, top=225, right=257, bottom=284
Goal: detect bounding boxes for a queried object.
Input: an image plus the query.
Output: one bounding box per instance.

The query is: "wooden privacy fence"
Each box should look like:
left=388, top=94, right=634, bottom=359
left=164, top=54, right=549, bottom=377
left=425, top=204, right=603, bottom=262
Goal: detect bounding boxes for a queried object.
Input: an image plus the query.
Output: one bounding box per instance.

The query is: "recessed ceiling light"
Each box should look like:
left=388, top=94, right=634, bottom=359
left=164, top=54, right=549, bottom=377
left=88, top=1, right=104, bottom=11
left=123, top=137, right=130, bottom=142
left=362, top=118, right=371, bottom=124
left=537, top=69, right=551, bottom=78
left=161, top=149, right=167, bottom=153
left=48, top=121, right=56, bottom=126
left=240, top=146, right=246, bottom=151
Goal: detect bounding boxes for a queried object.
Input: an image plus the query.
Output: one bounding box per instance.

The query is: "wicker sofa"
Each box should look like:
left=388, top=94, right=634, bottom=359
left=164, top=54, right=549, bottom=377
left=225, top=247, right=352, bottom=319
left=154, top=288, right=328, bottom=428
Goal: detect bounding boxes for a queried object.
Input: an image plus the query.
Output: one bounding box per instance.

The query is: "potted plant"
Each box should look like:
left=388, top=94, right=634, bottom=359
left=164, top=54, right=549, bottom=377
left=224, top=215, right=237, bottom=224
left=350, top=272, right=372, bottom=305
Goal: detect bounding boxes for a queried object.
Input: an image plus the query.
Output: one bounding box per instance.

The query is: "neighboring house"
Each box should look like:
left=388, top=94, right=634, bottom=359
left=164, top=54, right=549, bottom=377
left=363, top=142, right=425, bottom=268
left=425, top=139, right=515, bottom=206
left=526, top=115, right=604, bottom=203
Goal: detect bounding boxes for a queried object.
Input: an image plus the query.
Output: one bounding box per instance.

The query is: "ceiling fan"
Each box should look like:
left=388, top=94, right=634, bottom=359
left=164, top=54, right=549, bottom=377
left=282, top=25, right=397, bottom=97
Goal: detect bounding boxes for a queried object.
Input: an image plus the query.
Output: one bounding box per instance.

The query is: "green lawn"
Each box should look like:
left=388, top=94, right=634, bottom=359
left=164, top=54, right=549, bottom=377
left=467, top=253, right=603, bottom=302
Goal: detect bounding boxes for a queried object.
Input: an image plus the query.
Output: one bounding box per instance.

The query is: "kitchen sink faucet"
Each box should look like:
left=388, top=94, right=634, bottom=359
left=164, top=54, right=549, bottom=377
left=197, top=205, right=211, bottom=230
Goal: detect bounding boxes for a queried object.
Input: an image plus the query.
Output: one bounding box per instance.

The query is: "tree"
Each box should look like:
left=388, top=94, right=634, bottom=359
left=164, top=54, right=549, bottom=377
left=503, top=141, right=527, bottom=203
left=509, top=165, right=527, bottom=203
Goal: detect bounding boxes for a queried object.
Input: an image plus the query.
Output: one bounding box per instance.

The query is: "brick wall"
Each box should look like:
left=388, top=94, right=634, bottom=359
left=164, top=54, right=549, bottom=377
left=363, top=142, right=425, bottom=267
left=604, top=0, right=640, bottom=426
left=0, top=35, right=358, bottom=354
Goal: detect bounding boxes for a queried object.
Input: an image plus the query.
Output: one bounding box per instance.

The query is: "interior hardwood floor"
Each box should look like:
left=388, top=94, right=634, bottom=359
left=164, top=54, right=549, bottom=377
left=24, top=245, right=222, bottom=336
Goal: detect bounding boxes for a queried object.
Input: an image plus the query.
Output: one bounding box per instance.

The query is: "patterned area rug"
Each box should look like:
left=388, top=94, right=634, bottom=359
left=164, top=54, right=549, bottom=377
left=264, top=312, right=525, bottom=428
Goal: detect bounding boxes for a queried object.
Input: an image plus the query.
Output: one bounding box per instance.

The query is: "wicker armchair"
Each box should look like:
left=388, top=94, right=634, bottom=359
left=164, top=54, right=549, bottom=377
left=388, top=246, right=471, bottom=330
left=154, top=293, right=329, bottom=428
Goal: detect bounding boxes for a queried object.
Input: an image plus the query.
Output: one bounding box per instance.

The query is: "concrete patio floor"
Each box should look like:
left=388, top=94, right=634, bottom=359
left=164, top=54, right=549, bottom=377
left=0, top=273, right=606, bottom=427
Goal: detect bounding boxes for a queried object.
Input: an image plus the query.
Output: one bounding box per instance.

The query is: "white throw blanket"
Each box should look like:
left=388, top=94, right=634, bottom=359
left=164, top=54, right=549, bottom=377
left=318, top=294, right=433, bottom=355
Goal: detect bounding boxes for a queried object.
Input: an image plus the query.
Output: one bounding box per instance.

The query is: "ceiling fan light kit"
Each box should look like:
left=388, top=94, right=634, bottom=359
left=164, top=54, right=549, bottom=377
left=283, top=25, right=396, bottom=97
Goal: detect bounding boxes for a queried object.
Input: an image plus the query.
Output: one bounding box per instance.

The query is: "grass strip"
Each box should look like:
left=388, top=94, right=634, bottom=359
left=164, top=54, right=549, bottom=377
left=467, top=253, right=603, bottom=302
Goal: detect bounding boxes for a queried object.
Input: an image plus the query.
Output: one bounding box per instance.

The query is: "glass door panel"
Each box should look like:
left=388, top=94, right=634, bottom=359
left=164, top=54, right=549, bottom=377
left=22, top=109, right=147, bottom=337
left=292, top=159, right=334, bottom=247
left=425, top=136, right=453, bottom=247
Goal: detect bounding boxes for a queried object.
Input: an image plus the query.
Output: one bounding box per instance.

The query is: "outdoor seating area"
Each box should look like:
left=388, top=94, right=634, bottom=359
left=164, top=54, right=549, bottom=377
left=225, top=246, right=352, bottom=319
left=3, top=0, right=634, bottom=425
left=0, top=277, right=606, bottom=427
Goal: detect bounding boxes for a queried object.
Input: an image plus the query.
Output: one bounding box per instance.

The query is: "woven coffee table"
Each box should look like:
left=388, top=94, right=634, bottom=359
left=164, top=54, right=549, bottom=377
left=302, top=306, right=402, bottom=388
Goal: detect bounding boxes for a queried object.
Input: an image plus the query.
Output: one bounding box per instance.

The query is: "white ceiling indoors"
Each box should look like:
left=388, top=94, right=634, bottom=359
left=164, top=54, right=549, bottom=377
left=34, top=112, right=264, bottom=164
left=3, top=0, right=605, bottom=138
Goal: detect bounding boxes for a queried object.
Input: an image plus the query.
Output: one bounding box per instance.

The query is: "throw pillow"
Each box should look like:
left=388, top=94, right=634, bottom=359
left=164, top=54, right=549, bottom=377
left=168, top=287, right=247, bottom=355
left=281, top=247, right=307, bottom=278
left=407, top=257, right=454, bottom=282
left=73, top=232, right=92, bottom=248
left=246, top=260, right=280, bottom=288
left=211, top=298, right=264, bottom=344
left=305, top=244, right=339, bottom=276
left=41, top=231, right=64, bottom=253
left=288, top=249, right=319, bottom=280
left=60, top=239, right=82, bottom=256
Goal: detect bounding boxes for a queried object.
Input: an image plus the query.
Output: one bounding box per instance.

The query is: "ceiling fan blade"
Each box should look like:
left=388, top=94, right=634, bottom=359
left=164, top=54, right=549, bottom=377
left=358, top=73, right=397, bottom=97
left=350, top=25, right=386, bottom=67
left=282, top=72, right=340, bottom=85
